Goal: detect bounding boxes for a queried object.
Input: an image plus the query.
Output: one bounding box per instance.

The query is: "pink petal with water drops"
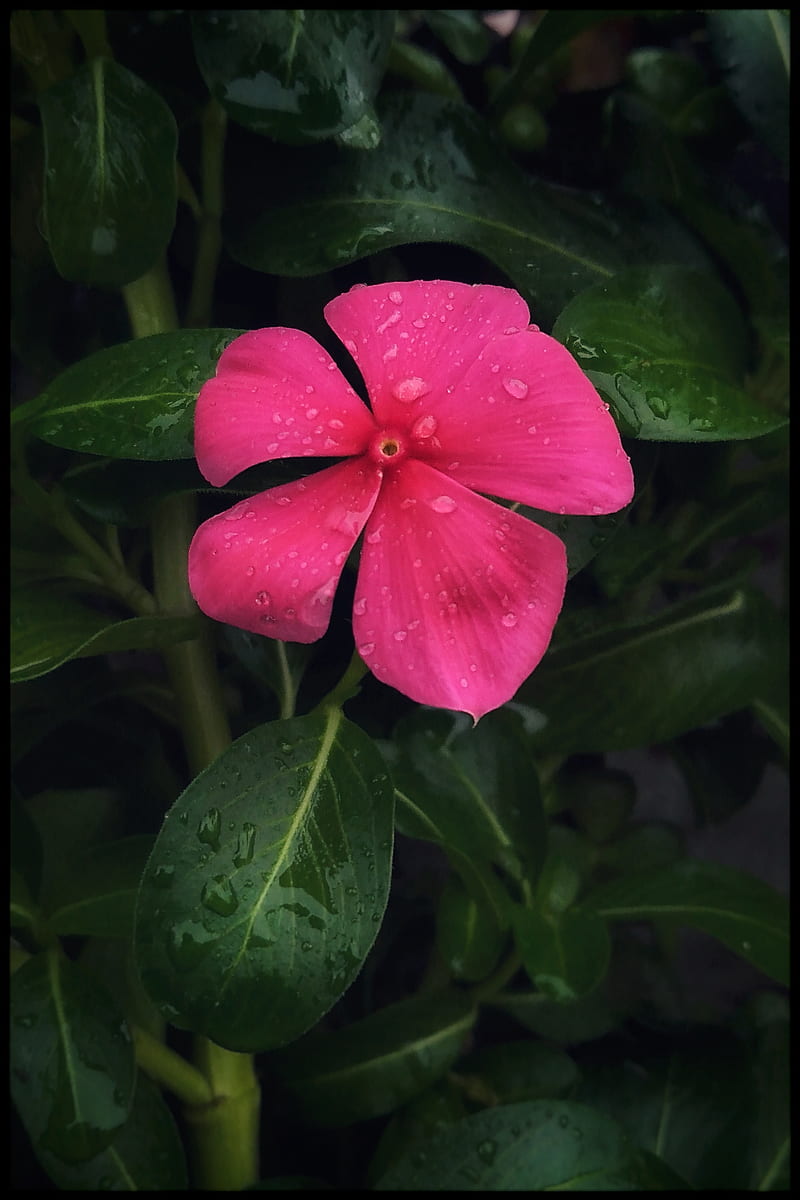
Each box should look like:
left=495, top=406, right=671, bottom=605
left=194, top=328, right=376, bottom=487
left=352, top=459, right=567, bottom=720
left=402, top=326, right=634, bottom=515
left=324, top=281, right=531, bottom=427
left=188, top=458, right=382, bottom=642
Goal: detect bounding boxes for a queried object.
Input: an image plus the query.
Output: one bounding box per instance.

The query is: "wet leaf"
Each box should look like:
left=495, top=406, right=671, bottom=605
left=16, top=329, right=243, bottom=461
left=269, top=990, right=475, bottom=1127
left=390, top=708, right=547, bottom=884
left=553, top=265, right=787, bottom=441
left=576, top=1028, right=754, bottom=1189
left=226, top=90, right=709, bottom=330
left=191, top=10, right=394, bottom=144
left=134, top=711, right=394, bottom=1051
left=11, top=588, right=201, bottom=683
left=374, top=1098, right=663, bottom=1190
left=707, top=10, right=789, bottom=167
left=584, top=858, right=789, bottom=987
left=10, top=949, right=135, bottom=1165
left=38, top=59, right=177, bottom=286
left=517, top=585, right=782, bottom=755
left=35, top=1073, right=188, bottom=1190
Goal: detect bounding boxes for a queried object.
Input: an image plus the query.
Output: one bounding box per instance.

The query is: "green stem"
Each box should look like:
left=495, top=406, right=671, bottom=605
left=132, top=1026, right=214, bottom=1107
left=313, top=647, right=370, bottom=714
left=123, top=264, right=260, bottom=1190
left=186, top=99, right=227, bottom=329
left=468, top=947, right=522, bottom=1005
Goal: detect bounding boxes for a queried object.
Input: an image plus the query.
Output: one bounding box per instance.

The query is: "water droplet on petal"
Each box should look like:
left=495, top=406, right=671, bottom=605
left=428, top=495, right=456, bottom=514
left=276, top=496, right=292, bottom=506
left=255, top=591, right=271, bottom=606
left=393, top=377, right=430, bottom=403
left=359, top=642, right=376, bottom=658
left=503, top=377, right=529, bottom=399
left=393, top=629, right=407, bottom=641
left=412, top=414, right=438, bottom=439
left=502, top=612, right=518, bottom=627
left=388, top=289, right=403, bottom=304
left=353, top=597, right=368, bottom=616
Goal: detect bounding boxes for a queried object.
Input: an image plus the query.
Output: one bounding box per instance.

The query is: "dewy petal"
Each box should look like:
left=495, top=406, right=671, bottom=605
left=409, top=326, right=634, bottom=514
left=352, top=459, right=567, bottom=721
left=194, top=328, right=376, bottom=486
left=324, top=281, right=530, bottom=426
left=188, top=458, right=382, bottom=642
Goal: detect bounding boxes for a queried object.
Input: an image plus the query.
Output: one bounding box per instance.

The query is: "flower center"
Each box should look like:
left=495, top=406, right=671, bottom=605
left=369, top=428, right=408, bottom=467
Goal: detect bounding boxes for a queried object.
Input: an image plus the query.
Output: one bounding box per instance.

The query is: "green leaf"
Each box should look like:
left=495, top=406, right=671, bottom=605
left=423, top=10, right=493, bottom=65
left=11, top=588, right=201, bottom=683
left=553, top=265, right=787, bottom=441
left=191, top=10, right=394, bottom=144
left=35, top=1073, right=188, bottom=1191
left=134, top=711, right=394, bottom=1052
left=47, top=835, right=153, bottom=939
left=707, top=10, right=789, bottom=167
left=16, top=328, right=242, bottom=460
left=489, top=987, right=626, bottom=1047
left=390, top=708, right=547, bottom=884
left=517, top=585, right=782, bottom=755
left=374, top=1098, right=664, bottom=1190
left=38, top=59, right=177, bottom=286
left=225, top=91, right=709, bottom=330
left=436, top=874, right=506, bottom=983
left=269, top=990, right=476, bottom=1127
left=10, top=949, right=135, bottom=1165
left=584, top=858, right=789, bottom=987
left=745, top=993, right=790, bottom=1190
left=455, top=1039, right=580, bottom=1105
left=510, top=904, right=611, bottom=1002
left=576, top=1028, right=754, bottom=1189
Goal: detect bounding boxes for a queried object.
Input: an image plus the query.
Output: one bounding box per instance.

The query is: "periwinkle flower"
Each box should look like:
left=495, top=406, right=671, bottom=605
left=189, top=281, right=634, bottom=719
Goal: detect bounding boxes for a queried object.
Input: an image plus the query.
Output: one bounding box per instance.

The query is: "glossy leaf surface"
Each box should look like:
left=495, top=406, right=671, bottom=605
left=19, top=330, right=242, bottom=461
left=518, top=585, right=781, bottom=754
left=38, top=59, right=177, bottom=286
left=11, top=588, right=201, bottom=683
left=270, top=990, right=475, bottom=1127
left=134, top=710, right=394, bottom=1051
left=191, top=10, right=394, bottom=144
left=584, top=859, right=789, bottom=986
left=374, top=1098, right=663, bottom=1190
left=553, top=265, right=787, bottom=441
left=10, top=950, right=135, bottom=1165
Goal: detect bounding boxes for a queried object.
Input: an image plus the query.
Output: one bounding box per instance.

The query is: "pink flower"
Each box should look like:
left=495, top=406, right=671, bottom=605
left=188, top=281, right=633, bottom=720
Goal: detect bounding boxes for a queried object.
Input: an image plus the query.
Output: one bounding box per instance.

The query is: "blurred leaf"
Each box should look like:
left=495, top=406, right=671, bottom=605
left=385, top=38, right=463, bottom=100
left=455, top=1039, right=580, bottom=1105
left=374, top=1098, right=669, bottom=1190
left=436, top=874, right=506, bottom=983
left=553, top=265, right=787, bottom=441
left=668, top=715, right=772, bottom=827
left=35, top=1073, right=188, bottom=1190
left=38, top=59, right=177, bottom=286
left=510, top=903, right=611, bottom=1002
left=489, top=986, right=626, bottom=1046
left=61, top=458, right=210, bottom=527
left=517, top=584, right=783, bottom=755
left=744, top=993, right=790, bottom=1190
left=191, top=10, right=394, bottom=144
left=707, top=10, right=789, bottom=167
left=226, top=90, right=710, bottom=330
left=584, top=858, right=789, bottom=986
left=17, top=329, right=242, bottom=461
left=11, top=588, right=201, bottom=683
left=422, top=10, right=493, bottom=65
left=47, top=835, right=153, bottom=939
left=134, top=711, right=394, bottom=1052
left=390, top=708, right=547, bottom=884
left=576, top=1028, right=754, bottom=1189
left=10, top=950, right=135, bottom=1165
left=595, top=822, right=684, bottom=877
left=270, top=990, right=475, bottom=1127
left=367, top=1079, right=467, bottom=1187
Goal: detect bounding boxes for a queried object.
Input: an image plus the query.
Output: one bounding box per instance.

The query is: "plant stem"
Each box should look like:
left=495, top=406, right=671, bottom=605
left=122, top=263, right=261, bottom=1189
left=186, top=99, right=227, bottom=329
left=132, top=1026, right=214, bottom=1107
left=313, top=647, right=370, bottom=714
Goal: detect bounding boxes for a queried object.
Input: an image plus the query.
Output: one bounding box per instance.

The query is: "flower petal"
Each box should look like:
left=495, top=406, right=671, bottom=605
left=410, top=327, right=635, bottom=514
left=324, top=281, right=530, bottom=426
left=194, top=328, right=376, bottom=486
left=189, top=459, right=382, bottom=642
left=352, top=459, right=567, bottom=720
